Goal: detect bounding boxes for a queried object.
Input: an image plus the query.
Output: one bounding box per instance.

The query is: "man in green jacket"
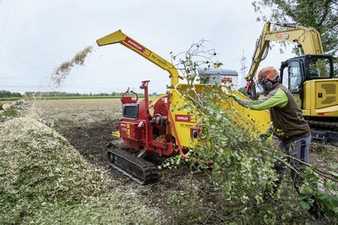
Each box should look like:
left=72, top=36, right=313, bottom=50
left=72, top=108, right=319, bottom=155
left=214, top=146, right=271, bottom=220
left=233, top=66, right=311, bottom=191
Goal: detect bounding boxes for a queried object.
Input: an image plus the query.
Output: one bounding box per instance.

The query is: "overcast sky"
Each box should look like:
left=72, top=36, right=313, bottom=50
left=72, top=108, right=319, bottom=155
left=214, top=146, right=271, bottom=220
left=0, top=0, right=294, bottom=93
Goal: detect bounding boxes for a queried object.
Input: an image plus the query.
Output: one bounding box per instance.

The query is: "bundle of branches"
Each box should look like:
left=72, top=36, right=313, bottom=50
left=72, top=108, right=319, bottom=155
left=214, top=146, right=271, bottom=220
left=180, top=88, right=337, bottom=224
left=170, top=42, right=337, bottom=224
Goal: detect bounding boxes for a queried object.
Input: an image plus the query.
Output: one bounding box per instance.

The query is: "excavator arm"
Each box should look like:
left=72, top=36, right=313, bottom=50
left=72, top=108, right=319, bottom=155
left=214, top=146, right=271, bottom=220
left=245, top=22, right=324, bottom=82
left=96, top=30, right=180, bottom=87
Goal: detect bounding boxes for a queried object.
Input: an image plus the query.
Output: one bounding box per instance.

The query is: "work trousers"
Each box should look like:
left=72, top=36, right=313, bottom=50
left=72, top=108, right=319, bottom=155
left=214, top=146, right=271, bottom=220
left=274, top=133, right=312, bottom=192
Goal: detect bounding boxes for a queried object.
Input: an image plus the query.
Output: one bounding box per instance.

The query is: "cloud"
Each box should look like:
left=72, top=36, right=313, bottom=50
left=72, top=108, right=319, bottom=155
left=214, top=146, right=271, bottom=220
left=0, top=0, right=294, bottom=93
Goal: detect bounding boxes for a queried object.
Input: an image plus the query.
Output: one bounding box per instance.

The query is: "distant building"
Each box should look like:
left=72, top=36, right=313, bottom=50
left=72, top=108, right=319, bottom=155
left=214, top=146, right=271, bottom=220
left=198, top=68, right=239, bottom=88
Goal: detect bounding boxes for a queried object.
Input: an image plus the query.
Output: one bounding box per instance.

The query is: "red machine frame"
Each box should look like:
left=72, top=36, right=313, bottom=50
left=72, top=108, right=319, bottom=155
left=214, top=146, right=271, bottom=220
left=119, top=80, right=175, bottom=157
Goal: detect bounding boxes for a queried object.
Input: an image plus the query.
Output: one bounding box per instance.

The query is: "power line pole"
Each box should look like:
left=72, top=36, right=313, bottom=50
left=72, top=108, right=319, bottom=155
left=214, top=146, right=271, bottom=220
left=239, top=50, right=248, bottom=86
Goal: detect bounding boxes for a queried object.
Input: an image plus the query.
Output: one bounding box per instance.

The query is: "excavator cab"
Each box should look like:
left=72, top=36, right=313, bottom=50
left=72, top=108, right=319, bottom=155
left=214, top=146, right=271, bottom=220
left=280, top=55, right=336, bottom=94
left=280, top=54, right=338, bottom=119
left=279, top=54, right=338, bottom=145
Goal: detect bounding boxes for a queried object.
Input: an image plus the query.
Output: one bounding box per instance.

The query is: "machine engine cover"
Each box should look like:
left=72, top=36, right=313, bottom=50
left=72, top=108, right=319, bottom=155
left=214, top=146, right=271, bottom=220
left=120, top=122, right=142, bottom=141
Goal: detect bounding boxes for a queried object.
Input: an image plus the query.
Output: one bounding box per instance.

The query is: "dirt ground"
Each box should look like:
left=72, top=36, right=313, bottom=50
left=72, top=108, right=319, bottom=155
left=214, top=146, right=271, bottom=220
left=35, top=99, right=120, bottom=168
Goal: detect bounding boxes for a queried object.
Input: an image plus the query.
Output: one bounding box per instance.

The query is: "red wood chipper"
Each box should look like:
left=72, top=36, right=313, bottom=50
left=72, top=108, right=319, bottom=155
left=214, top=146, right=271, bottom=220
left=96, top=30, right=270, bottom=184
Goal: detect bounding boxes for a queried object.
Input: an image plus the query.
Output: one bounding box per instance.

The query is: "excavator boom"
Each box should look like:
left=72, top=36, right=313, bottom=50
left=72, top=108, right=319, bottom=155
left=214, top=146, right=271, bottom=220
left=245, top=22, right=324, bottom=82
left=97, top=30, right=180, bottom=87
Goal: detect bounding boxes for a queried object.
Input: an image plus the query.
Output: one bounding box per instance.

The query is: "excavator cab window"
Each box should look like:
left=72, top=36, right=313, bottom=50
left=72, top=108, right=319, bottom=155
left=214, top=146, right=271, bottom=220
left=289, top=61, right=303, bottom=93
left=281, top=60, right=304, bottom=94
left=280, top=59, right=305, bottom=108
left=306, top=56, right=333, bottom=79
left=281, top=66, right=289, bottom=89
left=281, top=55, right=335, bottom=93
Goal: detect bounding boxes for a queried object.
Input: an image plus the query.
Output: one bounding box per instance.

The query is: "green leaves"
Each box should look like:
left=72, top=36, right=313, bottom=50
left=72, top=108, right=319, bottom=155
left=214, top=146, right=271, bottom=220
left=173, top=88, right=338, bottom=224
left=253, top=0, right=338, bottom=55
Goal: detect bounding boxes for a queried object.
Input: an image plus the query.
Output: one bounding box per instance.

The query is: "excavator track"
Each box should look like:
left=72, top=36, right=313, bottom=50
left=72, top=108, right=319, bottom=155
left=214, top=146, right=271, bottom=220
left=308, top=120, right=338, bottom=131
left=308, top=120, right=338, bottom=146
left=107, top=143, right=160, bottom=185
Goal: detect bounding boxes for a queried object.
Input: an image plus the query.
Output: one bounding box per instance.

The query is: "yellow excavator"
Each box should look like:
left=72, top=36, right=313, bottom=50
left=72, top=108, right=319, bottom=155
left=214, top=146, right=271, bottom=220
left=245, top=22, right=338, bottom=145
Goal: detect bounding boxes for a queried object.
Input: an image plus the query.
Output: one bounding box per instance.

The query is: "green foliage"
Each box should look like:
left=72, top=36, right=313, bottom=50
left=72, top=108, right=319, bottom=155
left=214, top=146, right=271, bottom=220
left=252, top=0, right=338, bottom=55
left=171, top=88, right=338, bottom=224
left=300, top=168, right=338, bottom=219
left=182, top=91, right=286, bottom=223
left=167, top=41, right=337, bottom=223
left=167, top=42, right=338, bottom=224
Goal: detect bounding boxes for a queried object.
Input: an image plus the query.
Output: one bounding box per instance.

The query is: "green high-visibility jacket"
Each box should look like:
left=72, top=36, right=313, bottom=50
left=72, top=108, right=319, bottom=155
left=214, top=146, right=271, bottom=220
left=243, top=88, right=288, bottom=110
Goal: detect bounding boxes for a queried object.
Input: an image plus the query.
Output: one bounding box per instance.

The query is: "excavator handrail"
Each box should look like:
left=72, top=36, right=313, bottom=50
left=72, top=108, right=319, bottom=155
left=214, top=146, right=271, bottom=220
left=245, top=22, right=324, bottom=82
left=96, top=30, right=180, bottom=87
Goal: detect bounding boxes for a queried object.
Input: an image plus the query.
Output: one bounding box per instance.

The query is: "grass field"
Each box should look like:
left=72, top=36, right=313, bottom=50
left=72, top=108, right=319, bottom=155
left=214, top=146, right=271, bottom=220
left=0, top=97, right=22, bottom=101
left=35, top=98, right=121, bottom=117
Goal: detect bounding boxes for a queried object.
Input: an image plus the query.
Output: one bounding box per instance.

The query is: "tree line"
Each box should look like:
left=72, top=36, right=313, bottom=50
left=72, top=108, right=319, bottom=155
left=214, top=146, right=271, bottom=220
left=0, top=90, right=159, bottom=98
left=24, top=91, right=122, bottom=97
left=0, top=90, right=22, bottom=98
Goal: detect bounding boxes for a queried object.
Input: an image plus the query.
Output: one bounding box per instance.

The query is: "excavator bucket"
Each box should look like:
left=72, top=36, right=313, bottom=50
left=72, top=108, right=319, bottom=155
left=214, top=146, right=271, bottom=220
left=96, top=30, right=126, bottom=46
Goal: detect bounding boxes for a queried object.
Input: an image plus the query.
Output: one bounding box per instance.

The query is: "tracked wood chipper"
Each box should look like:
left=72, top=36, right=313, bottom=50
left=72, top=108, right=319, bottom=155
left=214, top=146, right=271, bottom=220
left=96, top=30, right=270, bottom=184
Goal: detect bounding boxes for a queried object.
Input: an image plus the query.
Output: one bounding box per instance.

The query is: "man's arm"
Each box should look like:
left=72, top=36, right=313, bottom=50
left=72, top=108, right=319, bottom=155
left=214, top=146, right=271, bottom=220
left=236, top=88, right=288, bottom=110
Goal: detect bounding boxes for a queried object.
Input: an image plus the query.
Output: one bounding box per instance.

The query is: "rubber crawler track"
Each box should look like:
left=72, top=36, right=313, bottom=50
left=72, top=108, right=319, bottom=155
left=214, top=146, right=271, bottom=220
left=107, top=146, right=160, bottom=185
